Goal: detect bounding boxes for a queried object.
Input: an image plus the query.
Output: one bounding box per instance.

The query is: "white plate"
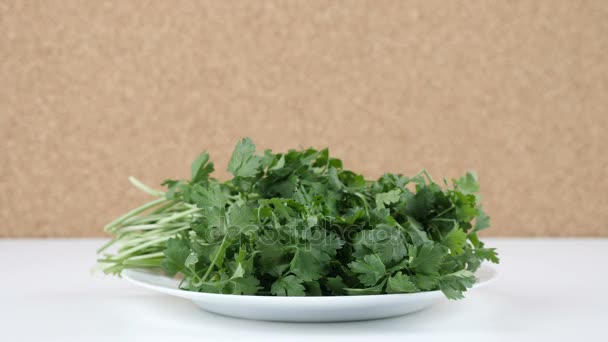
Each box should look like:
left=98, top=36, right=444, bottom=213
left=123, top=265, right=496, bottom=322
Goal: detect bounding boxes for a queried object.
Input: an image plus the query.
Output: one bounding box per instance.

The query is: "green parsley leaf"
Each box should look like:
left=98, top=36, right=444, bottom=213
left=439, top=270, right=476, bottom=300
left=475, top=247, right=500, bottom=263
left=412, top=274, right=439, bottom=290
left=406, top=216, right=431, bottom=245
left=326, top=276, right=347, bottom=295
left=453, top=172, right=480, bottom=195
left=191, top=183, right=228, bottom=208
left=161, top=238, right=191, bottom=276
left=353, top=225, right=407, bottom=264
left=349, top=254, right=386, bottom=287
left=386, top=272, right=418, bottom=293
left=442, top=228, right=467, bottom=255
left=191, top=152, right=214, bottom=183
left=375, top=188, right=401, bottom=209
left=410, top=244, right=448, bottom=275
left=228, top=138, right=262, bottom=178
left=226, top=204, right=257, bottom=235
left=231, top=275, right=261, bottom=295
left=271, top=275, right=306, bottom=296
left=473, top=206, right=491, bottom=232
left=290, top=248, right=326, bottom=281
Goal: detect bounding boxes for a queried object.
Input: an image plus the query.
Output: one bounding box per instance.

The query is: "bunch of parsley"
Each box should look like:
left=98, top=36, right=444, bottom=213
left=98, top=138, right=498, bottom=299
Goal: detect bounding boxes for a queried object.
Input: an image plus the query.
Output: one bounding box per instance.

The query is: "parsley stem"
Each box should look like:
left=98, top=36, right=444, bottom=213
left=414, top=169, right=435, bottom=184
left=122, top=258, right=164, bottom=267
left=156, top=207, right=202, bottom=224
left=354, top=193, right=370, bottom=218
left=432, top=205, right=455, bottom=219
left=96, top=238, right=118, bottom=254
left=109, top=236, right=174, bottom=260
left=150, top=199, right=179, bottom=214
left=129, top=176, right=165, bottom=197
left=201, top=235, right=229, bottom=282
left=123, top=252, right=165, bottom=260
left=115, top=223, right=185, bottom=232
left=123, top=214, right=172, bottom=225
left=104, top=197, right=168, bottom=232
left=114, top=225, right=189, bottom=247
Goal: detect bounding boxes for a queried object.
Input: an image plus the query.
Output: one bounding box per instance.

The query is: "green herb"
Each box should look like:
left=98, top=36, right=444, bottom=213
left=97, top=138, right=499, bottom=299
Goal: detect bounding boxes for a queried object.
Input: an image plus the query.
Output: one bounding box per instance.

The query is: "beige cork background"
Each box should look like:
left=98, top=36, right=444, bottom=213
left=1, top=1, right=607, bottom=237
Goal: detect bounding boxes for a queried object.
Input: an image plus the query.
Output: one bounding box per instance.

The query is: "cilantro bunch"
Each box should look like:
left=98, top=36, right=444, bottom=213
left=98, top=138, right=498, bottom=299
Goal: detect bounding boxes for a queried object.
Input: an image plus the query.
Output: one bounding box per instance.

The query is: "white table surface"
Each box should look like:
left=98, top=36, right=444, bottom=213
left=0, top=238, right=606, bottom=341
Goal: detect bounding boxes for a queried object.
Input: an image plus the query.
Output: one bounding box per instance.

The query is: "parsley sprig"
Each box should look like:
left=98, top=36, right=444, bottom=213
left=98, top=138, right=498, bottom=299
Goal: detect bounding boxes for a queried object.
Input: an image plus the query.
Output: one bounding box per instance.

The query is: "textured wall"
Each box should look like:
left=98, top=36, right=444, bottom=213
left=1, top=1, right=607, bottom=237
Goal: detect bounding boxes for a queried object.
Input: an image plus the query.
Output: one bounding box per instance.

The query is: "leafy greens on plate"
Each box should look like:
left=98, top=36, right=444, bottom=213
left=98, top=138, right=498, bottom=299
